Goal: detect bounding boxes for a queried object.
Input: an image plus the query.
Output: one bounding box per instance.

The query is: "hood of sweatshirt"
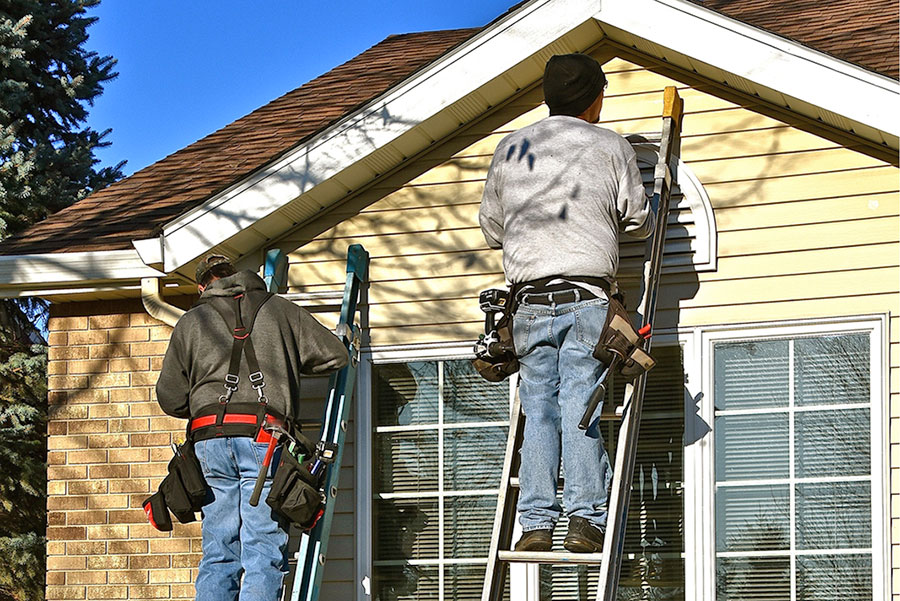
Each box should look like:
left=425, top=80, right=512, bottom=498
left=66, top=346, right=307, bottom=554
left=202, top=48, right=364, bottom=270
left=200, top=270, right=267, bottom=298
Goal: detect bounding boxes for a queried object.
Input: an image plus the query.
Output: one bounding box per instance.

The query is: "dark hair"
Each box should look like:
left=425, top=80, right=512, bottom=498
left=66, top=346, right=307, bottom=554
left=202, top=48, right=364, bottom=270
left=200, top=262, right=237, bottom=287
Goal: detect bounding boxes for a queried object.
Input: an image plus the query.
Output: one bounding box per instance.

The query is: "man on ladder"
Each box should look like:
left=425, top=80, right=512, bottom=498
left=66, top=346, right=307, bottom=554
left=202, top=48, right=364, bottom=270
left=478, top=53, right=656, bottom=554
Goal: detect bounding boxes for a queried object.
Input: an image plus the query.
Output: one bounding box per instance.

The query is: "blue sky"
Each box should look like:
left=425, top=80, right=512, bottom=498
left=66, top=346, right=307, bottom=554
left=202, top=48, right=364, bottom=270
left=84, top=0, right=516, bottom=176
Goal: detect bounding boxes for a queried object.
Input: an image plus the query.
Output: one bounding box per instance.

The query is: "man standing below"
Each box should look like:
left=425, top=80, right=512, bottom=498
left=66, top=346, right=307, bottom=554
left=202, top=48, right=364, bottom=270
left=156, top=255, right=348, bottom=601
left=479, top=54, right=655, bottom=553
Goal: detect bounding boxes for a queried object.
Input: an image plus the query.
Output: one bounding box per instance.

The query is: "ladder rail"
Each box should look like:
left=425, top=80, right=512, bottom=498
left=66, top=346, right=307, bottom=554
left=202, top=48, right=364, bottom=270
left=596, top=87, right=683, bottom=601
left=289, top=244, right=369, bottom=601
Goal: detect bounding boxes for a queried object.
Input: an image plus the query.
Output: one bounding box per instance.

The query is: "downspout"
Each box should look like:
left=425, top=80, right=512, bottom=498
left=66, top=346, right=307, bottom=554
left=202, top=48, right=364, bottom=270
left=141, top=277, right=184, bottom=327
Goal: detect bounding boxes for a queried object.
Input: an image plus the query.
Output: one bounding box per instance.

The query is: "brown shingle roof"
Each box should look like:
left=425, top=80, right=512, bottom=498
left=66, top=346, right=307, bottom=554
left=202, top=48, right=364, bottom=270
left=0, top=28, right=479, bottom=256
left=3, top=1, right=896, bottom=257
left=693, top=0, right=899, bottom=79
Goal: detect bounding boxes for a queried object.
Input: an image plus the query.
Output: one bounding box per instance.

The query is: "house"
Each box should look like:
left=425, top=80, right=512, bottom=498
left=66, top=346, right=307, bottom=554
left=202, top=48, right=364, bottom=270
left=0, top=0, right=896, bottom=599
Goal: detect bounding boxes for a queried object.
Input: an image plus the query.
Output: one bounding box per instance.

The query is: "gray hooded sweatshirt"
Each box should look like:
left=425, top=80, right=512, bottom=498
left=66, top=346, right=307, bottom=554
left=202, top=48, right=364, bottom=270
left=156, top=270, right=348, bottom=420
left=479, top=115, right=655, bottom=287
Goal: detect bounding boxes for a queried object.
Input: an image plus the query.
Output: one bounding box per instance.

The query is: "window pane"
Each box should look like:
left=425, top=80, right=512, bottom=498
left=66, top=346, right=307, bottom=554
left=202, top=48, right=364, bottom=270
left=375, top=430, right=439, bottom=493
left=795, top=334, right=869, bottom=406
left=715, top=414, right=789, bottom=481
left=444, top=359, right=509, bottom=423
left=444, top=426, right=507, bottom=490
left=796, top=482, right=871, bottom=550
left=444, top=496, right=497, bottom=557
left=376, top=362, right=439, bottom=426
left=374, top=565, right=439, bottom=601
left=796, top=555, right=872, bottom=601
left=717, top=557, right=791, bottom=601
left=446, top=565, right=499, bottom=601
left=714, top=341, right=789, bottom=410
left=716, top=485, right=789, bottom=552
left=795, top=408, right=870, bottom=478
left=374, top=498, right=439, bottom=560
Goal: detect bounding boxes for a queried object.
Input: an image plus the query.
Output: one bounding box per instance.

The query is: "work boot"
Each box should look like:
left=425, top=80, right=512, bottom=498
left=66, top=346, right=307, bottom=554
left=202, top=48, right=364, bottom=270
left=563, top=516, right=604, bottom=553
left=514, top=529, right=552, bottom=552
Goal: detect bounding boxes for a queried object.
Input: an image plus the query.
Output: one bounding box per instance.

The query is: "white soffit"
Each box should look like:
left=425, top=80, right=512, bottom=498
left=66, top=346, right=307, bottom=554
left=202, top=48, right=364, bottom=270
left=594, top=0, right=900, bottom=142
left=0, top=250, right=165, bottom=297
left=158, top=0, right=603, bottom=273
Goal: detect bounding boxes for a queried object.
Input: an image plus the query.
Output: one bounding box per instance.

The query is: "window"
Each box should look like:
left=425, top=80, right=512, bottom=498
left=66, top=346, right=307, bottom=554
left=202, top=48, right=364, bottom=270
left=711, top=329, right=884, bottom=601
left=371, top=359, right=511, bottom=600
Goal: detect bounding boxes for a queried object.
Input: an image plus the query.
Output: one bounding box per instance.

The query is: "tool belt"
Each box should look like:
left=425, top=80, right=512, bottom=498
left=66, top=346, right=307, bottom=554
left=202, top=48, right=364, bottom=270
left=188, top=402, right=287, bottom=443
left=593, top=295, right=656, bottom=380
left=143, top=437, right=210, bottom=531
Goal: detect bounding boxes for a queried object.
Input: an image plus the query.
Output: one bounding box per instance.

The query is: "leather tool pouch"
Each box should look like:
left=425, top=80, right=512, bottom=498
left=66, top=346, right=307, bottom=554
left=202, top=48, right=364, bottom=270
left=266, top=434, right=325, bottom=529
left=592, top=297, right=656, bottom=380
left=472, top=313, right=519, bottom=382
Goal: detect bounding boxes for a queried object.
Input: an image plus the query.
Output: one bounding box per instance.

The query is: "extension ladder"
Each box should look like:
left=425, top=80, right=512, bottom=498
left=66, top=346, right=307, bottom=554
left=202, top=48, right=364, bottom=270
left=480, top=87, right=683, bottom=601
left=274, top=244, right=369, bottom=601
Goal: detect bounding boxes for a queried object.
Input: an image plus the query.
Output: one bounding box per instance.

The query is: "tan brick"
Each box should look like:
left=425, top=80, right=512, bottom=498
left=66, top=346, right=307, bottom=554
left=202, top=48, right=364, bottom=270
left=110, top=388, right=150, bottom=403
left=108, top=570, right=148, bottom=585
left=46, top=585, right=87, bottom=599
left=86, top=585, right=127, bottom=599
left=49, top=436, right=89, bottom=451
left=49, top=375, right=89, bottom=390
left=171, top=553, right=202, bottom=569
left=47, top=572, right=66, bottom=585
left=131, top=313, right=165, bottom=326
left=150, top=569, right=191, bottom=583
left=68, top=571, right=107, bottom=585
left=89, top=314, right=131, bottom=329
left=132, top=372, right=160, bottom=386
left=128, top=523, right=178, bottom=539
left=48, top=496, right=88, bottom=510
left=67, top=389, right=109, bottom=404
left=49, top=405, right=90, bottom=419
left=68, top=449, right=108, bottom=464
left=129, top=400, right=164, bottom=415
left=48, top=511, right=66, bottom=526
left=89, top=464, right=129, bottom=479
left=86, top=554, right=127, bottom=570
left=67, top=420, right=108, bottom=434
left=149, top=538, right=190, bottom=554
left=50, top=316, right=88, bottom=331
left=48, top=421, right=67, bottom=436
left=69, top=480, right=108, bottom=495
left=90, top=373, right=130, bottom=388
left=109, top=418, right=150, bottom=433
left=131, top=463, right=167, bottom=478
left=108, top=479, right=149, bottom=494
left=109, top=357, right=149, bottom=372
left=109, top=327, right=149, bottom=343
left=48, top=481, right=66, bottom=495
left=68, top=360, right=109, bottom=374
left=130, top=555, right=170, bottom=569
left=88, top=434, right=130, bottom=449
left=132, top=433, right=170, bottom=447
left=109, top=448, right=149, bottom=463
left=87, top=525, right=128, bottom=539
left=171, top=584, right=196, bottom=599
left=48, top=390, right=68, bottom=405
left=107, top=509, right=145, bottom=524
left=131, top=342, right=169, bottom=357
left=47, top=526, right=86, bottom=541
left=69, top=330, right=108, bottom=345
left=89, top=404, right=130, bottom=418
left=150, top=447, right=177, bottom=462
left=48, top=466, right=88, bottom=480
left=67, top=510, right=107, bottom=525
left=48, top=541, right=66, bottom=555
left=90, top=343, right=131, bottom=359
left=48, top=450, right=67, bottom=465
left=48, top=331, right=68, bottom=345
left=66, top=541, right=107, bottom=555
left=48, top=361, right=67, bottom=375
left=149, top=416, right=184, bottom=431
left=171, top=522, right=202, bottom=538
left=150, top=356, right=164, bottom=371
left=125, top=585, right=169, bottom=599
left=49, top=345, right=90, bottom=360
left=88, top=495, right=129, bottom=510
left=149, top=325, right=173, bottom=341
left=109, top=540, right=147, bottom=555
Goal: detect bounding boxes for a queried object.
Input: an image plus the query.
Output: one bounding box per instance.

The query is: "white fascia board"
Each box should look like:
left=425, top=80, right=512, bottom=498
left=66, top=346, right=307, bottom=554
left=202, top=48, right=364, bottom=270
left=0, top=249, right=165, bottom=290
left=596, top=0, right=899, bottom=136
left=159, top=0, right=602, bottom=273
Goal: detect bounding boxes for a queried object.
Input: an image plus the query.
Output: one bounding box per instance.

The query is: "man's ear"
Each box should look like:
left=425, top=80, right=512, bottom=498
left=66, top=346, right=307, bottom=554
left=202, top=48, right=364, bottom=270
left=197, top=284, right=205, bottom=293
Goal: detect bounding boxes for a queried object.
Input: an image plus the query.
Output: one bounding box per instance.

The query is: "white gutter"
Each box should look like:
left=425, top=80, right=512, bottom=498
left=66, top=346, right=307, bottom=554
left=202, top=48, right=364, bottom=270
left=140, top=277, right=184, bottom=327
left=0, top=249, right=165, bottom=287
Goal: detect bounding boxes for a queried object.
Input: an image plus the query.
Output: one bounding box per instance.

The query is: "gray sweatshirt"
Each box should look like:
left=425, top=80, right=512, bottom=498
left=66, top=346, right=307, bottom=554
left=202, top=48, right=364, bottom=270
left=156, top=271, right=348, bottom=420
left=479, top=115, right=655, bottom=286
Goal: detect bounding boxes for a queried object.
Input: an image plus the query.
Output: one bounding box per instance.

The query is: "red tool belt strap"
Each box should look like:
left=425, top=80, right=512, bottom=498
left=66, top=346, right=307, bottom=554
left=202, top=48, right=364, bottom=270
left=189, top=402, right=285, bottom=443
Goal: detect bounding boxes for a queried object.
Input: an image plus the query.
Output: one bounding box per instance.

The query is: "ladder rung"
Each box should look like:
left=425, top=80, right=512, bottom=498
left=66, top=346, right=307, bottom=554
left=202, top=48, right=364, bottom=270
left=497, top=550, right=604, bottom=564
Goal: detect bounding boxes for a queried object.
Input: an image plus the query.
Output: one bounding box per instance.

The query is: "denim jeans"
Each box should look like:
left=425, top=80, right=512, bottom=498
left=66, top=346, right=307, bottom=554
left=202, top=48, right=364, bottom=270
left=512, top=294, right=613, bottom=532
left=193, top=437, right=289, bottom=601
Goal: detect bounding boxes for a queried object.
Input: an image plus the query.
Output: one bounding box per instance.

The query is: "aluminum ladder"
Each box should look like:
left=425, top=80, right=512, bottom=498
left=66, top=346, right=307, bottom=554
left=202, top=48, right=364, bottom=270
left=480, top=87, right=683, bottom=601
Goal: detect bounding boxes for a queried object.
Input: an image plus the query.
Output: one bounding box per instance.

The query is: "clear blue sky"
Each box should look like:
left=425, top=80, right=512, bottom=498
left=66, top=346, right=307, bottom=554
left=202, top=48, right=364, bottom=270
left=84, top=0, right=517, bottom=177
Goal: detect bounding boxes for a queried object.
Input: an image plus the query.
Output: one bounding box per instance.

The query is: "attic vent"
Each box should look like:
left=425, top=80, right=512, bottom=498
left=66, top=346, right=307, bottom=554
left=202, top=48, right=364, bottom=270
left=618, top=140, right=717, bottom=285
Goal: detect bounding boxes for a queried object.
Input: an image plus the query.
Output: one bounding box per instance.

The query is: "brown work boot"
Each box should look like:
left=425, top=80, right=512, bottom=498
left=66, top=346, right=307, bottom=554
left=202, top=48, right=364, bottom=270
left=563, top=516, right=604, bottom=553
left=514, top=529, right=552, bottom=552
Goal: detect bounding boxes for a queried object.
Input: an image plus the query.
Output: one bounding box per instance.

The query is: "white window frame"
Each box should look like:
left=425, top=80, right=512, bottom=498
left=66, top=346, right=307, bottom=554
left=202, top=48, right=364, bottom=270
left=690, top=315, right=890, bottom=601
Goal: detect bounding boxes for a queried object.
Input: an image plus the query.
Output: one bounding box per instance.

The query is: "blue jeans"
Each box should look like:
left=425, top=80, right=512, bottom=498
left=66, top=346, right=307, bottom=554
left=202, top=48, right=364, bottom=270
left=512, top=295, right=613, bottom=532
left=193, top=437, right=289, bottom=601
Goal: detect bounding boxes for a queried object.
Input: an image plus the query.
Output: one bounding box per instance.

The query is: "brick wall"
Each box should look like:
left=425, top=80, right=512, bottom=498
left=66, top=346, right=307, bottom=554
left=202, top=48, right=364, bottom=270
left=46, top=298, right=199, bottom=601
